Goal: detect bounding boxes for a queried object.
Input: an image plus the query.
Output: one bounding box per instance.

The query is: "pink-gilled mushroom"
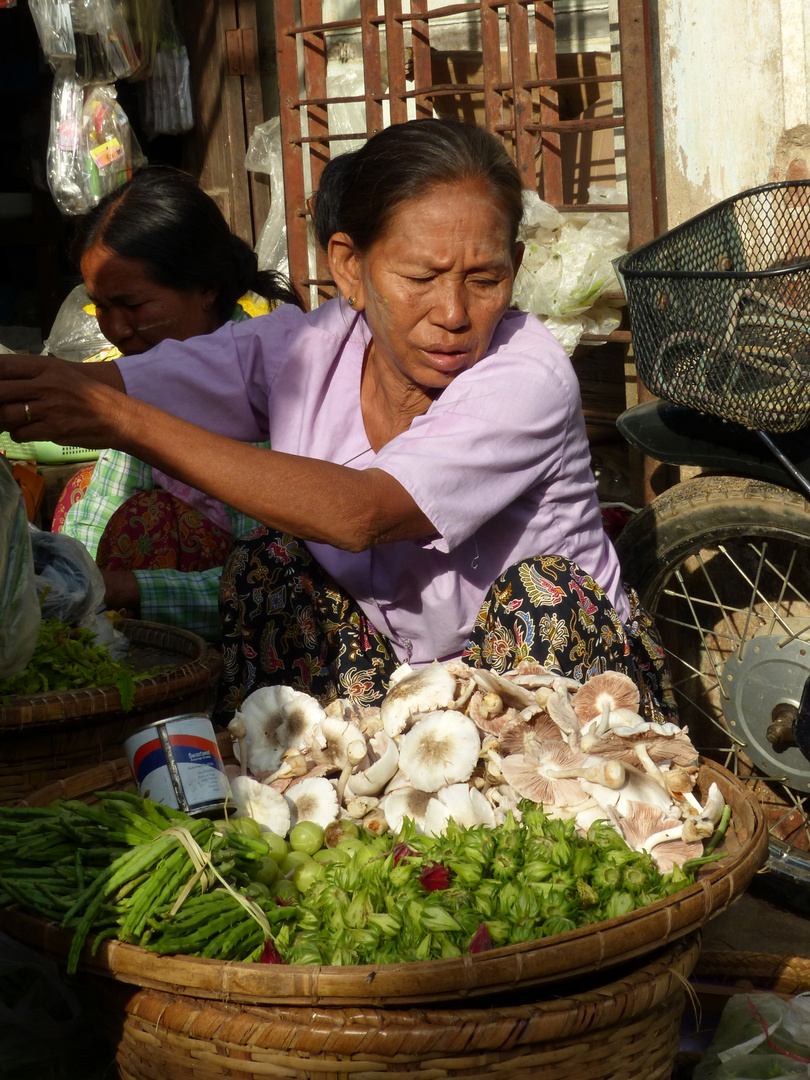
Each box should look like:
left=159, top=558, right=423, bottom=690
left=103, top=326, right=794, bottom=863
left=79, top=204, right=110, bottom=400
left=470, top=668, right=538, bottom=713
left=466, top=691, right=521, bottom=736
left=500, top=739, right=590, bottom=807
left=608, top=802, right=703, bottom=872
left=499, top=713, right=561, bottom=755
left=572, top=671, right=640, bottom=739
left=546, top=689, right=584, bottom=749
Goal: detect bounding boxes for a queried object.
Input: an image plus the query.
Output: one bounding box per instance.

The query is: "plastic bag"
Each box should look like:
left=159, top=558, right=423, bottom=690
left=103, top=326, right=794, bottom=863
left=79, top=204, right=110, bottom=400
left=694, top=992, right=810, bottom=1079
left=512, top=185, right=629, bottom=356
left=28, top=0, right=76, bottom=69
left=0, top=458, right=40, bottom=678
left=125, top=0, right=165, bottom=81
left=70, top=0, right=140, bottom=84
left=139, top=0, right=193, bottom=137
left=247, top=117, right=290, bottom=276
left=47, top=77, right=145, bottom=215
left=43, top=284, right=115, bottom=362
left=29, top=527, right=105, bottom=625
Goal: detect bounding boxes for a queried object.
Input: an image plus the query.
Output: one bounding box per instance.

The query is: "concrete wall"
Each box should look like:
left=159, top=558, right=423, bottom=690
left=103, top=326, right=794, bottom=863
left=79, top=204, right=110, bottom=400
left=654, top=0, right=810, bottom=228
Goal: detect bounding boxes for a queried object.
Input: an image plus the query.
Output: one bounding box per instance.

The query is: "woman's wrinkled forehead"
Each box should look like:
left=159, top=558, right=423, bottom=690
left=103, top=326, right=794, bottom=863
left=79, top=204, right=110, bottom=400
left=368, top=178, right=518, bottom=254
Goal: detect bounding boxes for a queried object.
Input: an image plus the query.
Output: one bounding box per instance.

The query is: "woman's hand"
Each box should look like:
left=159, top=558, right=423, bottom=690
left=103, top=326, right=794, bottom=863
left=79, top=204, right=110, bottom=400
left=0, top=354, right=127, bottom=449
left=99, top=567, right=141, bottom=615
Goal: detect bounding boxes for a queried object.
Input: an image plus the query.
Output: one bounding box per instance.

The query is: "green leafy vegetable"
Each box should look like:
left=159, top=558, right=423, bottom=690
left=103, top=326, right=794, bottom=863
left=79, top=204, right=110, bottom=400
left=0, top=619, right=139, bottom=708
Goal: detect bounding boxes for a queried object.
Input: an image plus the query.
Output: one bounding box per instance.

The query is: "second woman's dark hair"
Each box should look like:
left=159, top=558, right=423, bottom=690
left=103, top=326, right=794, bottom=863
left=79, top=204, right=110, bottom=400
left=313, top=118, right=524, bottom=254
left=72, top=166, right=302, bottom=321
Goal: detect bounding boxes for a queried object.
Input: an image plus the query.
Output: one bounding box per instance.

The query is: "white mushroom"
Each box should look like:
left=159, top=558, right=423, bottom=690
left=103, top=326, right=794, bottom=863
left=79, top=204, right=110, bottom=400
left=344, top=795, right=380, bottom=819
left=398, top=711, right=481, bottom=792
left=470, top=668, right=537, bottom=711
left=312, top=715, right=367, bottom=769
left=228, top=774, right=291, bottom=836
left=381, top=661, right=461, bottom=736
left=382, top=786, right=435, bottom=833
left=546, top=689, right=583, bottom=749
left=285, top=776, right=340, bottom=829
left=431, top=782, right=497, bottom=831
left=346, top=730, right=400, bottom=797
left=227, top=714, right=248, bottom=775
left=235, top=685, right=326, bottom=777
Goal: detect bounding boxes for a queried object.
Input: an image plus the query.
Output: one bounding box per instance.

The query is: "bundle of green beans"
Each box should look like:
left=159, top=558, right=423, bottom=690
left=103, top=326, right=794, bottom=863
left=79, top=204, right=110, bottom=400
left=0, top=791, right=294, bottom=973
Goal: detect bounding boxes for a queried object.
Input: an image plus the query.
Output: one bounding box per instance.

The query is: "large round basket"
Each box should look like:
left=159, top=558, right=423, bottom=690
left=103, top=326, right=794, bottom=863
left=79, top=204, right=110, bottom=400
left=0, top=618, right=222, bottom=805
left=82, top=933, right=700, bottom=1080
left=7, top=754, right=767, bottom=1007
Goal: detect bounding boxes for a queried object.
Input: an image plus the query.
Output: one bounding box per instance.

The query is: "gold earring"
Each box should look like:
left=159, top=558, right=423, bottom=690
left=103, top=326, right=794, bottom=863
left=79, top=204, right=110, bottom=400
left=347, top=296, right=356, bottom=307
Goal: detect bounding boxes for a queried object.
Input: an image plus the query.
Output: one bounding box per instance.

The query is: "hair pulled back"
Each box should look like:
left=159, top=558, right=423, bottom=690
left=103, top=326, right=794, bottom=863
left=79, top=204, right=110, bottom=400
left=314, top=118, right=524, bottom=254
left=72, top=166, right=302, bottom=321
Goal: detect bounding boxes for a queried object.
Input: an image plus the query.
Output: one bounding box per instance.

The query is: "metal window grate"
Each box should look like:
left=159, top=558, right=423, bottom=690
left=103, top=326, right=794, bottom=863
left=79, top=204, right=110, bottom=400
left=274, top=0, right=657, bottom=310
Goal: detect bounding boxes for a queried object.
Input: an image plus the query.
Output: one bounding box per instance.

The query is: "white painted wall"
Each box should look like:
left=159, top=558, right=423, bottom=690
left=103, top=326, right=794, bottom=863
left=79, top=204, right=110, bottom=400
left=655, top=0, right=810, bottom=228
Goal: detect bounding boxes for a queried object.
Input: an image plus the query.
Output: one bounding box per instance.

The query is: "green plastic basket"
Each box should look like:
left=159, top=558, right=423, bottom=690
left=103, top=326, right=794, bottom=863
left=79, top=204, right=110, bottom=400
left=0, top=431, right=99, bottom=464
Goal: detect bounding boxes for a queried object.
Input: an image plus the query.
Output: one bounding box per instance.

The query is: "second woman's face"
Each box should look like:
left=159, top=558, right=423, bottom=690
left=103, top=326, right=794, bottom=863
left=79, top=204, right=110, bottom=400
left=80, top=244, right=220, bottom=355
left=340, top=178, right=522, bottom=393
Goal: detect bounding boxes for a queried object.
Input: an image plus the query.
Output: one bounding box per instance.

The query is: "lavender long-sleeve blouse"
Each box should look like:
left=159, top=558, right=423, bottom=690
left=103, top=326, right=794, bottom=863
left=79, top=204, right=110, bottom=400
left=119, top=298, right=628, bottom=665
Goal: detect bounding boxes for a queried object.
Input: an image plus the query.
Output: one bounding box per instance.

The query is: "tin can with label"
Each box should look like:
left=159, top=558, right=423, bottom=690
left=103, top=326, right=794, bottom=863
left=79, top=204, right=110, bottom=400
left=123, top=713, right=229, bottom=817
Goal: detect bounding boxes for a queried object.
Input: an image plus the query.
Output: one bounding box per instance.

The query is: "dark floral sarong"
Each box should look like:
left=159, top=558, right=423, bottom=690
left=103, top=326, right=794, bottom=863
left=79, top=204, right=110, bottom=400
left=217, top=528, right=674, bottom=724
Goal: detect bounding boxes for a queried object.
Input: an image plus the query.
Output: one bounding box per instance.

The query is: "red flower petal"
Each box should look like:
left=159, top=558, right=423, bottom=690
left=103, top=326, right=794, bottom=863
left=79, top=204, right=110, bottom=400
left=419, top=862, right=451, bottom=891
left=469, top=924, right=493, bottom=953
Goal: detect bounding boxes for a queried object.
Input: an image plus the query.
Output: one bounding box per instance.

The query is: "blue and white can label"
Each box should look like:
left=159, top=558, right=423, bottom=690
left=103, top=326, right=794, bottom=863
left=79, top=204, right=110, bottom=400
left=123, top=713, right=229, bottom=816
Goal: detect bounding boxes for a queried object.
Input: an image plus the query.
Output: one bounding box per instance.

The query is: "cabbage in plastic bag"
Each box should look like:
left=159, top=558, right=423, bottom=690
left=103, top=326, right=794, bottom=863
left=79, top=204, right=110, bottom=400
left=0, top=459, right=40, bottom=678
left=513, top=186, right=629, bottom=355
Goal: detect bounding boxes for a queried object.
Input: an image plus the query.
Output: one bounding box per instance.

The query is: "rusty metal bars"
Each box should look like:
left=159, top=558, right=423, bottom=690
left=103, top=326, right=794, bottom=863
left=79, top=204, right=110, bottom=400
left=273, top=0, right=657, bottom=303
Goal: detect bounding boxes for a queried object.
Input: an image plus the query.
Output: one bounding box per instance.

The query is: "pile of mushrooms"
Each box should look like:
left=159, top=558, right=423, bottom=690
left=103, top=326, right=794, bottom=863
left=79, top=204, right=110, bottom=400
left=226, top=660, right=726, bottom=872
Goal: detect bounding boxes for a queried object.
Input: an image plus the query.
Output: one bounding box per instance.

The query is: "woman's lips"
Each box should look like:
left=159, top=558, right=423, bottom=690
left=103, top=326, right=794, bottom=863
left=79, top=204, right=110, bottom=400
left=423, top=346, right=471, bottom=370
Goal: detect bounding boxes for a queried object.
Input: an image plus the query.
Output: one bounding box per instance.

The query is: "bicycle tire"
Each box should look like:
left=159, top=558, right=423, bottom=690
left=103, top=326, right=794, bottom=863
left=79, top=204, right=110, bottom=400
left=615, top=474, right=810, bottom=887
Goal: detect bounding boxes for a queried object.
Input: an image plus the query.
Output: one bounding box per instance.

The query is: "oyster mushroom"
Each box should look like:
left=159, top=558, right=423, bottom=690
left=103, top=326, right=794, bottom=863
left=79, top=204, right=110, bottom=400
left=228, top=774, right=291, bottom=836
left=381, top=661, right=461, bottom=736
left=398, top=711, right=481, bottom=792
left=285, top=776, right=340, bottom=829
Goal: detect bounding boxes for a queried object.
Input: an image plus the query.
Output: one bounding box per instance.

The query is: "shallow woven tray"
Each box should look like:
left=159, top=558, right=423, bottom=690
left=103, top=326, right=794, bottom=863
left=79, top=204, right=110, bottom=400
left=0, top=619, right=222, bottom=804
left=93, top=934, right=700, bottom=1080
left=5, top=756, right=767, bottom=1007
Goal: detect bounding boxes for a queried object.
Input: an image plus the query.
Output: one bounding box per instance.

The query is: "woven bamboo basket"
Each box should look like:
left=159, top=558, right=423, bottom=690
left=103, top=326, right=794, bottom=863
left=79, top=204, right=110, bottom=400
left=0, top=618, right=222, bottom=804
left=78, top=933, right=699, bottom=1080
left=7, top=755, right=767, bottom=1010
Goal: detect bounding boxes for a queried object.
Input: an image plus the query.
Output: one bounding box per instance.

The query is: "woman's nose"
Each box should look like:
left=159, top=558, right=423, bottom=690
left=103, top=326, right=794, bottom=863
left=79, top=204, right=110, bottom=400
left=431, top=280, right=471, bottom=329
left=97, top=308, right=133, bottom=346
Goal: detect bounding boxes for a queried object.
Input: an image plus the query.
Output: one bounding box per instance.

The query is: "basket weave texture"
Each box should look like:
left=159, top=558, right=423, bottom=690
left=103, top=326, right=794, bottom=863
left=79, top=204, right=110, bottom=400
left=617, top=179, right=810, bottom=433
left=0, top=619, right=222, bottom=804
left=88, top=934, right=699, bottom=1080
left=8, top=755, right=767, bottom=1009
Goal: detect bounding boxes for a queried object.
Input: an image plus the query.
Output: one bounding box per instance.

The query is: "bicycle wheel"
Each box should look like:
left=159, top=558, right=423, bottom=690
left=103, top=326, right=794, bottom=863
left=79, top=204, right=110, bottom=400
left=615, top=474, right=810, bottom=886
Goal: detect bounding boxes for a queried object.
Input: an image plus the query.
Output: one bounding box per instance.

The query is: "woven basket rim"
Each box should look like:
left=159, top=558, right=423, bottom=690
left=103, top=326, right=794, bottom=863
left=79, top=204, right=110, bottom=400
left=6, top=757, right=768, bottom=1006
left=0, top=618, right=222, bottom=729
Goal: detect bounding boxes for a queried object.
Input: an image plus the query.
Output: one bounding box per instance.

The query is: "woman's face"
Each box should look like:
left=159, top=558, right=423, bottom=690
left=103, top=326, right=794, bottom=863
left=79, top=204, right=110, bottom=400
left=331, top=178, right=522, bottom=393
left=80, top=243, right=220, bottom=355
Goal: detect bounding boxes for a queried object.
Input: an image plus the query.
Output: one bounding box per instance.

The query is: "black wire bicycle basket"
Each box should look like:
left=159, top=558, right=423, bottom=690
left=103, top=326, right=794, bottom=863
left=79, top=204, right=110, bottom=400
left=616, top=179, right=810, bottom=433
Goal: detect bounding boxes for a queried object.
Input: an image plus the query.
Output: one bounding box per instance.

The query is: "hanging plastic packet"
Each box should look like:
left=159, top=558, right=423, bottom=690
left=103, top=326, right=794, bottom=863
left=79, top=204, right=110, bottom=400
left=47, top=76, right=145, bottom=215
left=28, top=0, right=76, bottom=69
left=46, top=71, right=88, bottom=215
left=246, top=117, right=289, bottom=275
left=70, top=0, right=139, bottom=85
left=139, top=0, right=193, bottom=137
left=83, top=83, right=144, bottom=202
